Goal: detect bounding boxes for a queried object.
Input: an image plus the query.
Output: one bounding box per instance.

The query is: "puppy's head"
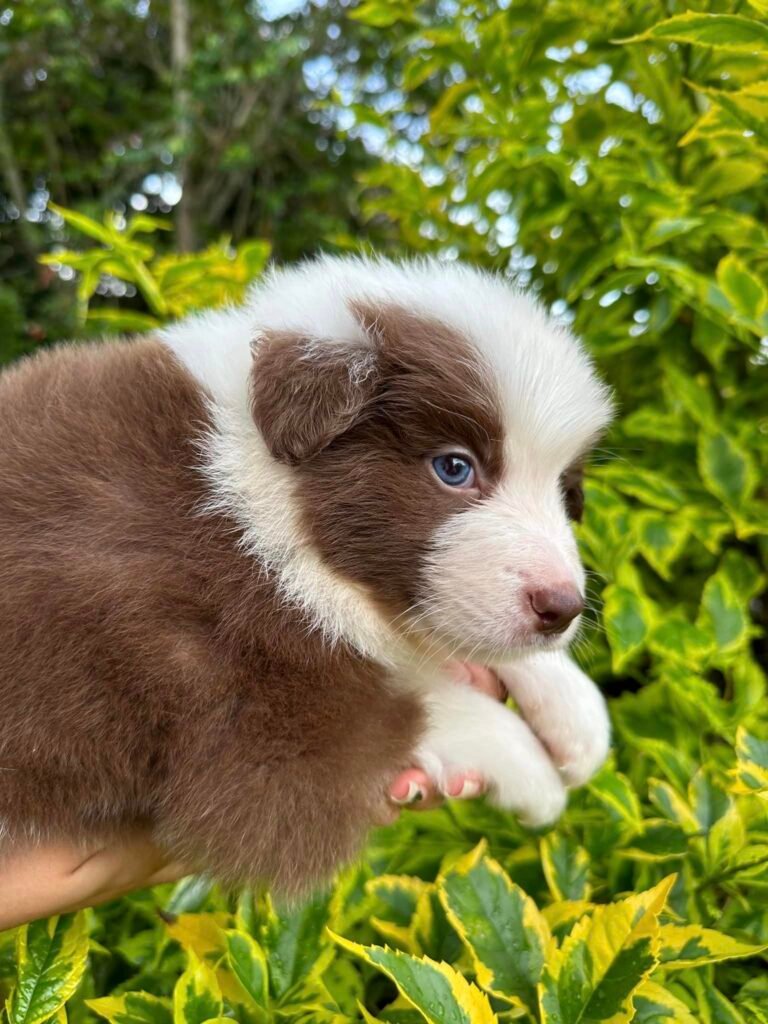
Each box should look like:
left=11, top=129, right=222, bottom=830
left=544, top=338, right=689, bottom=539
left=250, top=260, right=612, bottom=663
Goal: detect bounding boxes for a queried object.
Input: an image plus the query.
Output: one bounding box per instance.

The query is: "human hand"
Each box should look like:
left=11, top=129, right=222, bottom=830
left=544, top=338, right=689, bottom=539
left=0, top=830, right=188, bottom=931
left=0, top=662, right=500, bottom=929
left=386, top=660, right=504, bottom=812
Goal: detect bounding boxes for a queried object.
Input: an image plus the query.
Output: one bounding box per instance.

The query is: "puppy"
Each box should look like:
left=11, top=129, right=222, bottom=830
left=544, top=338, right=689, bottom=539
left=0, top=256, right=613, bottom=894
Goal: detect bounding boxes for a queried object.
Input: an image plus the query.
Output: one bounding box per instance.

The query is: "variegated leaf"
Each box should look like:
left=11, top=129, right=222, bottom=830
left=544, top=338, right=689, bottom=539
left=7, top=914, right=89, bottom=1024
left=438, top=840, right=551, bottom=1010
left=330, top=933, right=496, bottom=1024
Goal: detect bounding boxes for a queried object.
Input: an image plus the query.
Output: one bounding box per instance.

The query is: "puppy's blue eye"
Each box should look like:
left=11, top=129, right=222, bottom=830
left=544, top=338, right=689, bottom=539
left=431, top=454, right=475, bottom=488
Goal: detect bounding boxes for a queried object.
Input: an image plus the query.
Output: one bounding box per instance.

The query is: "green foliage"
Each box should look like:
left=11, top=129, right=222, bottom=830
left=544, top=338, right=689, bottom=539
left=0, top=0, right=382, bottom=357
left=1, top=0, right=767, bottom=1021
left=39, top=205, right=271, bottom=330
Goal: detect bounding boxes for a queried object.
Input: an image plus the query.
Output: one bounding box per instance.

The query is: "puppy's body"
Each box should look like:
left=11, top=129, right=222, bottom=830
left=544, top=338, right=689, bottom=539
left=0, top=256, right=613, bottom=892
left=0, top=338, right=419, bottom=890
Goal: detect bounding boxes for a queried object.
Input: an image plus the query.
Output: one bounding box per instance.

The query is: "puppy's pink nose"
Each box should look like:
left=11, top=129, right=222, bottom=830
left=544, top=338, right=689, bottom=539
left=529, top=585, right=584, bottom=634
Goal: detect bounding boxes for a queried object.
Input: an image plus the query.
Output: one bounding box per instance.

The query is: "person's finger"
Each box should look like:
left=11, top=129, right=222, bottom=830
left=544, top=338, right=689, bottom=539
left=465, top=662, right=505, bottom=700
left=445, top=659, right=505, bottom=700
left=443, top=770, right=486, bottom=799
left=0, top=830, right=196, bottom=929
left=388, top=767, right=434, bottom=806
left=388, top=767, right=487, bottom=810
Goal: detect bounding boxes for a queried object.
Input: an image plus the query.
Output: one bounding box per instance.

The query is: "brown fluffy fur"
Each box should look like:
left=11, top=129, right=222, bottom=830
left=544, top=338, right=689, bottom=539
left=0, top=337, right=422, bottom=894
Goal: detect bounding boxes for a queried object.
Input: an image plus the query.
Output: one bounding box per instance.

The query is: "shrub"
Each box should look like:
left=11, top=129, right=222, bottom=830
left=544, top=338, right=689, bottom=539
left=1, top=2, right=767, bottom=1022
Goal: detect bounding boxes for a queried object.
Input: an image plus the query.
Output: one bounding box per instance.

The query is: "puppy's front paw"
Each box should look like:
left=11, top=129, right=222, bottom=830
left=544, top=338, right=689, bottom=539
left=416, top=686, right=568, bottom=829
left=499, top=653, right=611, bottom=790
left=492, top=754, right=567, bottom=828
left=546, top=720, right=610, bottom=788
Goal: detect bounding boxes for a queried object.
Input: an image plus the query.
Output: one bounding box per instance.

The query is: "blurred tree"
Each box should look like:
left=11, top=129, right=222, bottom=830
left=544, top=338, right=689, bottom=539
left=0, top=0, right=382, bottom=360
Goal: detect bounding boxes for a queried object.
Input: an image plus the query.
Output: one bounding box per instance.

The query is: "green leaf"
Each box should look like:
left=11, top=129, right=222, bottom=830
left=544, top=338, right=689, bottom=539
left=632, top=980, right=698, bottom=1023
left=262, top=892, right=332, bottom=1001
left=717, top=254, right=768, bottom=320
left=7, top=914, right=89, bottom=1024
left=731, top=726, right=768, bottom=795
left=437, top=841, right=550, bottom=1010
left=698, top=572, right=750, bottom=656
left=635, top=512, right=689, bottom=580
left=172, top=952, right=222, bottom=1024
left=224, top=931, right=269, bottom=1009
left=706, top=805, right=747, bottom=871
left=49, top=202, right=114, bottom=245
left=621, top=820, right=690, bottom=862
left=86, top=308, right=161, bottom=332
left=688, top=81, right=768, bottom=145
left=595, top=465, right=685, bottom=512
left=648, top=617, right=713, bottom=669
left=698, top=432, right=758, bottom=508
left=648, top=779, right=699, bottom=833
left=603, top=584, right=653, bottom=671
left=348, top=0, right=417, bottom=27
left=87, top=993, right=173, bottom=1024
left=658, top=924, right=768, bottom=969
left=587, top=767, right=643, bottom=829
left=621, top=13, right=768, bottom=53
left=691, top=973, right=750, bottom=1024
left=330, top=934, right=496, bottom=1024
left=540, top=834, right=592, bottom=902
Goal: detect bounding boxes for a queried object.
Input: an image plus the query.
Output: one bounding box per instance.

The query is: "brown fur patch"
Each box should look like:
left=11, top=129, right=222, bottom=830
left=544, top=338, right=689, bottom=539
left=0, top=339, right=421, bottom=894
left=250, top=331, right=378, bottom=464
left=251, top=303, right=505, bottom=614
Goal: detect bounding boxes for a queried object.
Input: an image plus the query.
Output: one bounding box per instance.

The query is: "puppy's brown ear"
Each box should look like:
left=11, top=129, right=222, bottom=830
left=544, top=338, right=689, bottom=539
left=250, top=330, right=378, bottom=464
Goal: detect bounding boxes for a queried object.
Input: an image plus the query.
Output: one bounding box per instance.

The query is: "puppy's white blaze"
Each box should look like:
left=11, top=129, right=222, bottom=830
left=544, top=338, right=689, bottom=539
left=161, top=254, right=612, bottom=668
left=420, top=477, right=585, bottom=659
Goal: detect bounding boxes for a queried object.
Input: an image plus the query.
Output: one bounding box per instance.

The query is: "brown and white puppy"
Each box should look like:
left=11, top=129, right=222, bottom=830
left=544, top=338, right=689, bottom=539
left=0, top=256, right=612, bottom=895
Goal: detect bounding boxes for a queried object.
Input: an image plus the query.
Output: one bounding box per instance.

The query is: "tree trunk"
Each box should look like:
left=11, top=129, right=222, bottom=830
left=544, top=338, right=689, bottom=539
left=170, top=0, right=195, bottom=252
left=0, top=84, right=37, bottom=259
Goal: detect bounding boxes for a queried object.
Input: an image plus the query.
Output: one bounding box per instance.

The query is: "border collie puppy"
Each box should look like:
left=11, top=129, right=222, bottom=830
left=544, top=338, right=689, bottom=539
left=0, top=256, right=613, bottom=894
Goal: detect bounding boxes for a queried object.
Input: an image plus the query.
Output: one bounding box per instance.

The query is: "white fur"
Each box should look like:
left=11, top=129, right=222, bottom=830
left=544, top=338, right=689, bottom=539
left=415, top=682, right=567, bottom=826
left=498, top=650, right=611, bottom=787
left=160, top=255, right=613, bottom=815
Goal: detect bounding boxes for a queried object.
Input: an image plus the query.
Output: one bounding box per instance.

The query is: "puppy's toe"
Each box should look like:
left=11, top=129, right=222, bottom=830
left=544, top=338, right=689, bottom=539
left=549, top=725, right=610, bottom=788
left=490, top=757, right=568, bottom=827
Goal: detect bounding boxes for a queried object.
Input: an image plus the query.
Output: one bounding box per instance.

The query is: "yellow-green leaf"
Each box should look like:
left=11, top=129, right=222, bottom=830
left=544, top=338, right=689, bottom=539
left=603, top=584, right=653, bottom=671
left=635, top=512, right=689, bottom=580
left=538, top=877, right=675, bottom=1024
left=658, top=924, right=768, bottom=969
left=87, top=993, right=173, bottom=1024
left=731, top=727, right=768, bottom=795
left=172, top=952, right=222, bottom=1024
left=438, top=840, right=550, bottom=1010
left=632, top=980, right=698, bottom=1023
left=698, top=432, right=758, bottom=509
left=588, top=768, right=643, bottom=829
left=698, top=572, right=750, bottom=656
left=165, top=914, right=226, bottom=962
left=717, top=254, right=768, bottom=320
left=7, top=914, right=89, bottom=1024
left=542, top=902, right=595, bottom=939
left=706, top=805, right=746, bottom=871
left=541, top=834, right=592, bottom=902
left=224, top=931, right=269, bottom=1009
left=621, top=13, right=768, bottom=53
left=330, top=934, right=496, bottom=1024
